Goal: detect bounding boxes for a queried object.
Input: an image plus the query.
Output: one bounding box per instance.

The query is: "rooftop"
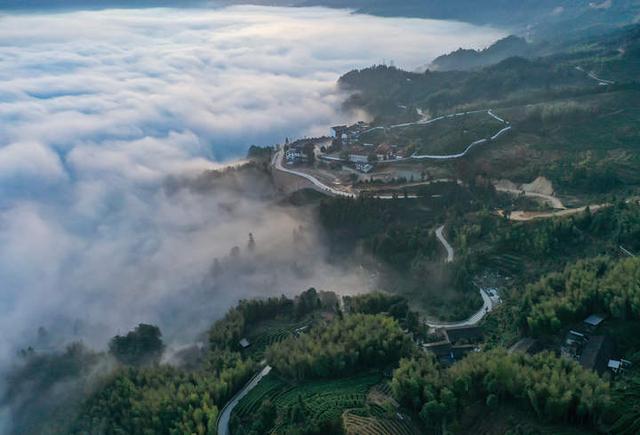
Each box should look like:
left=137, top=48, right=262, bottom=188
left=443, top=325, right=483, bottom=344
left=584, top=314, right=606, bottom=327
left=239, top=338, right=251, bottom=348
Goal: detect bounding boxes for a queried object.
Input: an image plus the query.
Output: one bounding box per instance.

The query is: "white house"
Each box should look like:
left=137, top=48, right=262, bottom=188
left=349, top=154, right=369, bottom=163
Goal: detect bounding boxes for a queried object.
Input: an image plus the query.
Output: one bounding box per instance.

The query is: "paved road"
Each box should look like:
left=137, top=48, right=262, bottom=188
left=435, top=225, right=454, bottom=263
left=576, top=66, right=615, bottom=85
left=411, top=125, right=512, bottom=160
left=426, top=225, right=498, bottom=328
left=426, top=287, right=496, bottom=329
left=273, top=148, right=356, bottom=198
left=408, top=109, right=512, bottom=160
left=217, top=365, right=272, bottom=435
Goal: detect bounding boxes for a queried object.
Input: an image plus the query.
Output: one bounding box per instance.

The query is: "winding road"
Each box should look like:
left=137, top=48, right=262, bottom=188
left=426, top=225, right=499, bottom=329
left=435, top=225, right=454, bottom=263
left=273, top=147, right=356, bottom=198
left=576, top=66, right=615, bottom=85
left=217, top=365, right=272, bottom=435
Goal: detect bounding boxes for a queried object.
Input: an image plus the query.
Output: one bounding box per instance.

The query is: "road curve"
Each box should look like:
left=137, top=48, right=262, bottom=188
left=426, top=226, right=497, bottom=328
left=426, top=287, right=495, bottom=329
left=273, top=148, right=356, bottom=198
left=495, top=187, right=565, bottom=210
left=435, top=225, right=454, bottom=263
left=217, top=365, right=272, bottom=435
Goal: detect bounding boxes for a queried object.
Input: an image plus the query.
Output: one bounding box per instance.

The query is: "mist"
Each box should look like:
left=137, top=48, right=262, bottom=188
left=0, top=4, right=504, bottom=414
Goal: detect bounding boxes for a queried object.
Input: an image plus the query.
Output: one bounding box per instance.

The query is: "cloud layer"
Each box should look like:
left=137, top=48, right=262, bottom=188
left=0, top=5, right=504, bottom=365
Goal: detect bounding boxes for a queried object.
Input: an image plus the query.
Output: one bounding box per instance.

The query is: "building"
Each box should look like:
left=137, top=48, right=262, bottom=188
left=579, top=335, right=614, bottom=374
left=349, top=154, right=369, bottom=163
left=285, top=139, right=315, bottom=163
left=331, top=122, right=369, bottom=147
left=239, top=338, right=251, bottom=349
left=331, top=125, right=348, bottom=139
left=443, top=326, right=484, bottom=345
left=424, top=326, right=484, bottom=366
left=285, top=148, right=306, bottom=163
left=355, top=163, right=374, bottom=173
left=423, top=340, right=452, bottom=358
left=584, top=314, right=606, bottom=330
left=562, top=330, right=588, bottom=359
left=608, top=359, right=632, bottom=374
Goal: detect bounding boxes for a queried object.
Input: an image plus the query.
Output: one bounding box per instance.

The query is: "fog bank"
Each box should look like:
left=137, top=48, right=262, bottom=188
left=0, top=6, right=504, bottom=366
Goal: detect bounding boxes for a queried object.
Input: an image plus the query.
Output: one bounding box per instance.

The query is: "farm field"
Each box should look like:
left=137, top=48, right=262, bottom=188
left=242, top=317, right=313, bottom=361
left=230, top=372, right=384, bottom=433
left=359, top=112, right=504, bottom=156
left=343, top=411, right=420, bottom=435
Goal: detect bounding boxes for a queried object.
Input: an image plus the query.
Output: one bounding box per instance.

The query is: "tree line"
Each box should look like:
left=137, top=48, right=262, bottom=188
left=521, top=256, right=640, bottom=336
left=392, top=349, right=611, bottom=432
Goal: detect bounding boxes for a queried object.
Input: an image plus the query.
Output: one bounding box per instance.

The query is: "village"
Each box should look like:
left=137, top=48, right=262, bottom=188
left=421, top=312, right=633, bottom=377
left=279, top=108, right=512, bottom=198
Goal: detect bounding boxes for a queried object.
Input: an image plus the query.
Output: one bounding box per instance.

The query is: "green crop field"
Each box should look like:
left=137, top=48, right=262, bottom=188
left=358, top=112, right=504, bottom=156
left=231, top=372, right=383, bottom=433
left=343, top=411, right=420, bottom=435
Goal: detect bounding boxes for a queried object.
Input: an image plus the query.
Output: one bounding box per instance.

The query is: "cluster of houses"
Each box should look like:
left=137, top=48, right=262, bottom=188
left=331, top=122, right=370, bottom=148
left=327, top=123, right=406, bottom=173
left=560, top=314, right=631, bottom=375
left=422, top=313, right=633, bottom=377
left=284, top=138, right=323, bottom=165
left=508, top=314, right=632, bottom=376
left=282, top=120, right=408, bottom=173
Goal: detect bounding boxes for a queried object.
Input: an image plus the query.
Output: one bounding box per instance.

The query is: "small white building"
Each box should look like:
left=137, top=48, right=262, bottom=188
left=239, top=338, right=251, bottom=349
left=349, top=154, right=369, bottom=163
left=355, top=163, right=374, bottom=174
left=285, top=149, right=306, bottom=163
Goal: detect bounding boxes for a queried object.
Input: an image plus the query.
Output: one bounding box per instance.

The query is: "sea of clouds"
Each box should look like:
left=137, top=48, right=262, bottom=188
left=0, top=5, right=504, bottom=364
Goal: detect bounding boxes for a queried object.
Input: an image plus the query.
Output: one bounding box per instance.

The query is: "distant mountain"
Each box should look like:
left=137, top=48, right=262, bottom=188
left=2, top=0, right=639, bottom=44
left=429, top=36, right=534, bottom=71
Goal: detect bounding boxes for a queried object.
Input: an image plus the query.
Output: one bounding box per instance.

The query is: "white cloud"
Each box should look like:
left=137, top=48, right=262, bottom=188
left=0, top=142, right=66, bottom=183
left=0, top=5, right=504, bottom=367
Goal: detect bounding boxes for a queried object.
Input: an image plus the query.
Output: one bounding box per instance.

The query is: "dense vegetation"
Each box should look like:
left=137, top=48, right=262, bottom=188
left=521, top=256, right=640, bottom=337
left=339, top=24, right=640, bottom=200
left=67, top=291, right=334, bottom=434
left=451, top=200, right=640, bottom=278
left=72, top=351, right=254, bottom=435
left=109, top=323, right=165, bottom=366
left=267, top=314, right=410, bottom=381
left=392, top=350, right=611, bottom=431
left=319, top=196, right=484, bottom=320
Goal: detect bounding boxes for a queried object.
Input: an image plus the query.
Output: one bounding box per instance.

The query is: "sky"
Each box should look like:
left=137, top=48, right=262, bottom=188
left=0, top=5, right=504, bottom=366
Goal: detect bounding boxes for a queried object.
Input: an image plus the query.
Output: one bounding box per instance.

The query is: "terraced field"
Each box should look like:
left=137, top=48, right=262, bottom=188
left=359, top=111, right=504, bottom=156
left=343, top=412, right=420, bottom=435
left=231, top=372, right=382, bottom=433
left=343, top=383, right=421, bottom=435
left=487, top=254, right=523, bottom=275
left=243, top=318, right=311, bottom=360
